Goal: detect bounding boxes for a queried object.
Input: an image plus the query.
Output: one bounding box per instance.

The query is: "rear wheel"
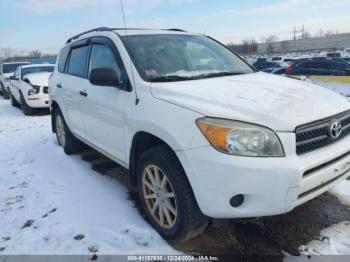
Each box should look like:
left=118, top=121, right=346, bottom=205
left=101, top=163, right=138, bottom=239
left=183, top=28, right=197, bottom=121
left=54, top=108, right=82, bottom=154
left=137, top=145, right=209, bottom=243
left=20, top=93, right=33, bottom=115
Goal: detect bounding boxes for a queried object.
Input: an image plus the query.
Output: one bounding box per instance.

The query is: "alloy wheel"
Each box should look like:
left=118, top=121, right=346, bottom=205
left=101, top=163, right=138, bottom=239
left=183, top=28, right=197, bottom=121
left=56, top=115, right=66, bottom=147
left=142, top=165, right=177, bottom=229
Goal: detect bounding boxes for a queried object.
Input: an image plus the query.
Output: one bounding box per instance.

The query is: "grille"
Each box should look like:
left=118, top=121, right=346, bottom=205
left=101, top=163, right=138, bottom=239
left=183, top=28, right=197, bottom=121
left=296, top=110, right=350, bottom=155
left=43, top=86, right=48, bottom=94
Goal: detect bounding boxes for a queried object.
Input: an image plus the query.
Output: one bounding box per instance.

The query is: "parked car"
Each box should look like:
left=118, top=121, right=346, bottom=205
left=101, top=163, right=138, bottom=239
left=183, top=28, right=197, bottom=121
left=342, top=58, right=350, bottom=64
left=0, top=62, right=30, bottom=99
left=286, top=59, right=350, bottom=76
left=252, top=61, right=282, bottom=72
left=271, top=56, right=283, bottom=61
left=327, top=52, right=341, bottom=58
left=49, top=27, right=350, bottom=243
left=8, top=64, right=54, bottom=115
left=271, top=68, right=287, bottom=75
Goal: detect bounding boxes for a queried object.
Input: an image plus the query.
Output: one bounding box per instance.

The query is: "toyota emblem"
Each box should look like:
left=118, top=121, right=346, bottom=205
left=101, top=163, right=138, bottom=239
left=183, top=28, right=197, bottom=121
left=330, top=121, right=342, bottom=139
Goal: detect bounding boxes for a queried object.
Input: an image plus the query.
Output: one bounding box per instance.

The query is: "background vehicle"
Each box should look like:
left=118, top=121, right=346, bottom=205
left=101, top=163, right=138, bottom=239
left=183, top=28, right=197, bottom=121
left=49, top=27, right=350, bottom=243
left=252, top=61, right=282, bottom=72
left=0, top=62, right=30, bottom=98
left=8, top=64, right=54, bottom=115
left=286, top=59, right=350, bottom=76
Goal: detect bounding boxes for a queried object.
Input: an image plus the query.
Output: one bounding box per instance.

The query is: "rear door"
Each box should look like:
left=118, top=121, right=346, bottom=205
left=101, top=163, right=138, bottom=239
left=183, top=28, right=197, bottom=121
left=60, top=41, right=90, bottom=139
left=80, top=37, right=128, bottom=162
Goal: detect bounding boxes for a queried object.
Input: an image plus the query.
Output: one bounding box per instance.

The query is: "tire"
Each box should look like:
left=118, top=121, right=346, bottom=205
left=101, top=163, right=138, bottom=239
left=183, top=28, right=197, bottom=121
left=9, top=90, right=19, bottom=107
left=20, top=92, right=33, bottom=116
left=137, top=145, right=209, bottom=243
left=2, top=87, right=10, bottom=99
left=53, top=108, right=82, bottom=155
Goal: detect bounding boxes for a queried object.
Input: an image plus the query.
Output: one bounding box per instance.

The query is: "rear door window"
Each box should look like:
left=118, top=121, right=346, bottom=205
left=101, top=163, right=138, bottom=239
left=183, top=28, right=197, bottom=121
left=67, top=45, right=89, bottom=78
left=58, top=47, right=70, bottom=73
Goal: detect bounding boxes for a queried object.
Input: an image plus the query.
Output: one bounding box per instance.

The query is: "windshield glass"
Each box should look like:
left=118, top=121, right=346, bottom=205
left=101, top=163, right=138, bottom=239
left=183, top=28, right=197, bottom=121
left=2, top=63, right=29, bottom=74
left=21, top=66, right=54, bottom=79
left=122, top=34, right=254, bottom=82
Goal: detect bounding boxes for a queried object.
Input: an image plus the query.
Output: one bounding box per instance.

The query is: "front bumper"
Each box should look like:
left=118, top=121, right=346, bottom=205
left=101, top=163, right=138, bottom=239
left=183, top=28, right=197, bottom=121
left=177, top=132, right=350, bottom=218
left=26, top=93, right=49, bottom=108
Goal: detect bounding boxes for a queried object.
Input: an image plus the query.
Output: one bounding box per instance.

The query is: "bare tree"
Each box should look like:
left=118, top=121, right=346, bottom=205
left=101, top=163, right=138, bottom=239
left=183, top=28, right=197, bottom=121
left=265, top=35, right=278, bottom=54
left=279, top=40, right=289, bottom=52
left=28, top=50, right=42, bottom=58
left=0, top=48, right=16, bottom=60
left=315, top=29, right=324, bottom=38
left=301, top=31, right=311, bottom=39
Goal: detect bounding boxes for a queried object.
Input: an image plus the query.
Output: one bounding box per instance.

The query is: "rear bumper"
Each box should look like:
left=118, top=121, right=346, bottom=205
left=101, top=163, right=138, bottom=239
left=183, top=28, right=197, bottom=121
left=177, top=132, right=350, bottom=218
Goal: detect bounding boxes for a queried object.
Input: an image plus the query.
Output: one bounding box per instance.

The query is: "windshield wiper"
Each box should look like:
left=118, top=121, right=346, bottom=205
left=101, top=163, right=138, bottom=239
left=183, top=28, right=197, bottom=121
left=149, top=75, right=193, bottom=82
left=196, top=71, right=245, bottom=79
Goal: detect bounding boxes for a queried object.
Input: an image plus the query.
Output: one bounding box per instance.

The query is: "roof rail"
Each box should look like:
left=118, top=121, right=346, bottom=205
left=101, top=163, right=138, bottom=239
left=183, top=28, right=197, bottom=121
left=66, top=27, right=113, bottom=44
left=66, top=27, right=188, bottom=44
left=165, top=28, right=187, bottom=32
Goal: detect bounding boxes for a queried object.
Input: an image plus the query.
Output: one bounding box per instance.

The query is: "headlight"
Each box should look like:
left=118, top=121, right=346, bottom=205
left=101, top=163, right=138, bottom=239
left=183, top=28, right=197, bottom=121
left=28, top=85, right=40, bottom=95
left=196, top=117, right=284, bottom=157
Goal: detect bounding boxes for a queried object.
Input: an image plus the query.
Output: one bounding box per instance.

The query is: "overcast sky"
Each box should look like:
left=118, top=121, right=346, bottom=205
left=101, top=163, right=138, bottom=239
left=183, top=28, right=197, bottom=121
left=0, top=0, right=350, bottom=54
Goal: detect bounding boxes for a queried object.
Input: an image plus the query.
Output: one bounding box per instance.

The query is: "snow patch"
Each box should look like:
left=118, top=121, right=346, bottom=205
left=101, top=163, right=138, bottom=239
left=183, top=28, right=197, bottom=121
left=0, top=97, right=177, bottom=255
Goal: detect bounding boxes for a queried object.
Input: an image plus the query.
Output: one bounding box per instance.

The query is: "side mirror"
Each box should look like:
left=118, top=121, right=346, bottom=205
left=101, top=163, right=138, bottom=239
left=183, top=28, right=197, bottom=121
left=89, top=68, right=123, bottom=88
left=10, top=75, right=18, bottom=81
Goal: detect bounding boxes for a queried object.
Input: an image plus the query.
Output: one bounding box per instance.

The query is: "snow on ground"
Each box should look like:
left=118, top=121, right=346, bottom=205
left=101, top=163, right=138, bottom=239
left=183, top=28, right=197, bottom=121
left=0, top=97, right=177, bottom=255
left=297, top=180, right=350, bottom=256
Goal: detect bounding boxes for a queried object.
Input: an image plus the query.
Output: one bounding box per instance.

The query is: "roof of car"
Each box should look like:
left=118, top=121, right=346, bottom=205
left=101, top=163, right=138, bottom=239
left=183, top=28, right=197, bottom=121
left=20, top=64, right=54, bottom=69
left=2, top=61, right=30, bottom=65
left=65, top=27, right=194, bottom=44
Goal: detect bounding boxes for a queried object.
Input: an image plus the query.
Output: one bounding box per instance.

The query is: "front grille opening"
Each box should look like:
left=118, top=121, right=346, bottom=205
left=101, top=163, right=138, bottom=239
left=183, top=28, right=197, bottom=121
left=296, top=111, right=350, bottom=155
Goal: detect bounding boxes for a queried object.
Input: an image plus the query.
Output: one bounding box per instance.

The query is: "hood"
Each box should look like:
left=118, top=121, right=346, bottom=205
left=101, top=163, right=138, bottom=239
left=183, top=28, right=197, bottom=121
left=150, top=72, right=350, bottom=131
left=3, top=73, right=13, bottom=79
left=24, top=72, right=50, bottom=87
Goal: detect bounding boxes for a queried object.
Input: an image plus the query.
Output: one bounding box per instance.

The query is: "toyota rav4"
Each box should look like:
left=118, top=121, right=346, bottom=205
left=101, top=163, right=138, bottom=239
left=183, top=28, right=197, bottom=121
left=49, top=27, right=350, bottom=243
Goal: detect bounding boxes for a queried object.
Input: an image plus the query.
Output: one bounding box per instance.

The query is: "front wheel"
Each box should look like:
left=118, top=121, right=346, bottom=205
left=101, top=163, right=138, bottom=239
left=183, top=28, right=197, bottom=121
left=53, top=108, right=82, bottom=154
left=9, top=91, right=19, bottom=107
left=20, top=93, right=33, bottom=115
left=2, top=87, right=10, bottom=99
left=137, top=145, right=209, bottom=243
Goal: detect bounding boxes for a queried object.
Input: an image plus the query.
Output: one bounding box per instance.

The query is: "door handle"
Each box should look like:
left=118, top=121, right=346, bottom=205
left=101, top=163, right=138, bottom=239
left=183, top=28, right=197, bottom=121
left=79, top=90, right=88, bottom=97
left=57, top=83, right=62, bottom=88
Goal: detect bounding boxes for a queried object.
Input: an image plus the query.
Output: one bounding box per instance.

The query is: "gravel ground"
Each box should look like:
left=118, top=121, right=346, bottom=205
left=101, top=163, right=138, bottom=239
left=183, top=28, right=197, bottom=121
left=82, top=144, right=350, bottom=261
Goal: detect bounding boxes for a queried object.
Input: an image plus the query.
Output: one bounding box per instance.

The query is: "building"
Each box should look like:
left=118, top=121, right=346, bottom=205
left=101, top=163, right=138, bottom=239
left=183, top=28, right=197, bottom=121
left=257, top=32, right=350, bottom=54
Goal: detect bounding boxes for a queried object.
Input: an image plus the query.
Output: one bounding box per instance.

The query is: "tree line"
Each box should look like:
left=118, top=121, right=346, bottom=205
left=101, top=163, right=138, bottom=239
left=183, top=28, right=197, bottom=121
left=0, top=48, right=56, bottom=62
left=227, top=29, right=342, bottom=55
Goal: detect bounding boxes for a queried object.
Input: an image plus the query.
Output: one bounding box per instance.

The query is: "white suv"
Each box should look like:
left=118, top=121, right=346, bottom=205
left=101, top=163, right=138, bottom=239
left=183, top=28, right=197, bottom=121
left=8, top=64, right=54, bottom=115
left=49, top=28, right=350, bottom=243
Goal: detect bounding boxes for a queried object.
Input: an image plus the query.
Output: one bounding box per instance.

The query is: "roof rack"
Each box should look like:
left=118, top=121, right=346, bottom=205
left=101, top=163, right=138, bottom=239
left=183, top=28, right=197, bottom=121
left=165, top=28, right=187, bottom=32
left=66, top=27, right=188, bottom=44
left=66, top=27, right=114, bottom=44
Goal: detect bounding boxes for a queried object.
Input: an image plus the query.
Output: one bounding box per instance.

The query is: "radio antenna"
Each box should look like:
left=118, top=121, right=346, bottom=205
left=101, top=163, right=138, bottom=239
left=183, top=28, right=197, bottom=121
left=119, top=0, right=139, bottom=105
left=120, top=0, right=127, bottom=33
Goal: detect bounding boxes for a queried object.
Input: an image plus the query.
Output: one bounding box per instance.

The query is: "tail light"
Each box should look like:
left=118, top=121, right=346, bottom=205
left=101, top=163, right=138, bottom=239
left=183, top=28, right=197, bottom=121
left=49, top=72, right=54, bottom=79
left=286, top=66, right=293, bottom=74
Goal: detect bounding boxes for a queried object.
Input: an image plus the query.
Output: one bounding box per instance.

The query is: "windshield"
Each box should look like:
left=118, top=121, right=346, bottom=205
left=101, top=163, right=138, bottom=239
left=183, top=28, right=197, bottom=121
left=122, top=34, right=254, bottom=82
left=2, top=63, right=29, bottom=74
left=21, top=66, right=54, bottom=79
